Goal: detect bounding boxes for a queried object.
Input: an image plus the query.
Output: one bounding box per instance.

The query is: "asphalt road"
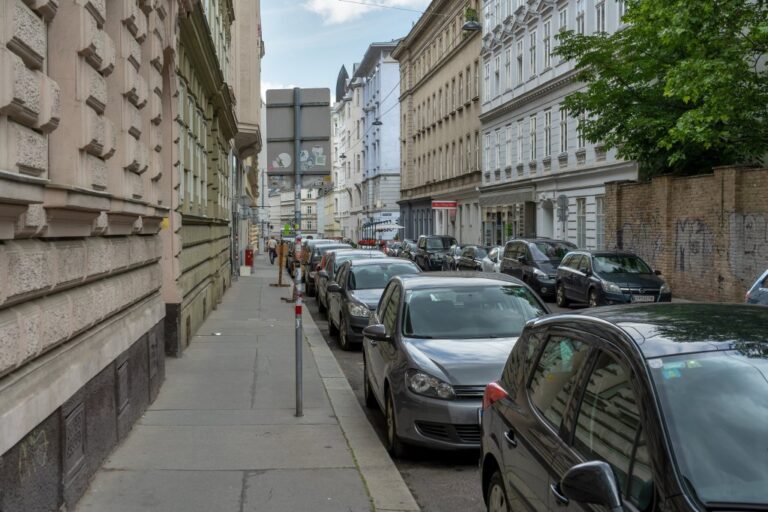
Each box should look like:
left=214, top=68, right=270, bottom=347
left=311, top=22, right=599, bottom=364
left=303, top=287, right=571, bottom=512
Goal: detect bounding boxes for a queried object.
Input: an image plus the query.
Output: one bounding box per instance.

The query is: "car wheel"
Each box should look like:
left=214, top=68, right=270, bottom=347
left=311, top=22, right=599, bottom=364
left=363, top=355, right=377, bottom=409
left=486, top=471, right=510, bottom=512
left=385, top=388, right=405, bottom=458
left=589, top=288, right=601, bottom=308
left=556, top=283, right=570, bottom=307
left=339, top=316, right=352, bottom=351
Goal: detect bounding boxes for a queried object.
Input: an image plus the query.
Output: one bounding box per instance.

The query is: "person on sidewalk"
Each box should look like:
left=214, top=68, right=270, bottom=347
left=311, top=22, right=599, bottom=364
left=267, top=236, right=278, bottom=264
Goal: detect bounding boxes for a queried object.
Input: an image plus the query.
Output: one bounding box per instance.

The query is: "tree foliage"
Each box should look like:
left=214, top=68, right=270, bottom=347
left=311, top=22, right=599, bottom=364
left=555, top=0, right=768, bottom=178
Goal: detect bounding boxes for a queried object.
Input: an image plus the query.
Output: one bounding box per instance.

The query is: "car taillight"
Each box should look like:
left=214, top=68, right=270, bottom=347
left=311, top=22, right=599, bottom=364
left=482, top=382, right=508, bottom=410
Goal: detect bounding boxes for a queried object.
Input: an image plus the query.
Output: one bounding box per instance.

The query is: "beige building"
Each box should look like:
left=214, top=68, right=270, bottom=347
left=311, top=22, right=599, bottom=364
left=394, top=0, right=484, bottom=244
left=0, top=0, right=258, bottom=509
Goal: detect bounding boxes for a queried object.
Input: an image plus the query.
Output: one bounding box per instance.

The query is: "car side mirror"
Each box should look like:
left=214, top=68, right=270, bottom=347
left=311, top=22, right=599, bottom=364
left=363, top=324, right=390, bottom=343
left=580, top=267, right=592, bottom=276
left=654, top=269, right=662, bottom=276
left=319, top=269, right=329, bottom=279
left=560, top=461, right=623, bottom=512
left=327, top=283, right=341, bottom=294
left=517, top=255, right=528, bottom=264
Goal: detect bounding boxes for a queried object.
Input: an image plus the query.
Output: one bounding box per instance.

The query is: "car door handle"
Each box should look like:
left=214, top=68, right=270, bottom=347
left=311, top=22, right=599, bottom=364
left=503, top=429, right=517, bottom=448
left=550, top=483, right=569, bottom=506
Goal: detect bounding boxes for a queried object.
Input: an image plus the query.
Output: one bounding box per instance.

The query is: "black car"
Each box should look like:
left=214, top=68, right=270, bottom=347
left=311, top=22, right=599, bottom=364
left=556, top=251, right=671, bottom=308
left=304, top=243, right=351, bottom=296
left=746, top=269, right=768, bottom=305
left=316, top=249, right=387, bottom=314
left=400, top=239, right=417, bottom=261
left=414, top=235, right=458, bottom=271
left=441, top=244, right=463, bottom=271
left=326, top=258, right=421, bottom=350
left=480, top=303, right=768, bottom=512
left=456, top=246, right=489, bottom=271
left=500, top=239, right=577, bottom=300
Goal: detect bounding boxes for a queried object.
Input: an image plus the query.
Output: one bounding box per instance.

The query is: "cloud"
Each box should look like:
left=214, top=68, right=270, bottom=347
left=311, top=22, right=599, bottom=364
left=303, top=0, right=429, bottom=25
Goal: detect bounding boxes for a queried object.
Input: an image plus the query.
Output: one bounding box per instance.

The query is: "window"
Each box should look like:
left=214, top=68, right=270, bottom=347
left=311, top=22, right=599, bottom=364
left=505, top=125, right=513, bottom=167
left=484, top=62, right=491, bottom=101
left=494, top=0, right=500, bottom=27
left=544, top=109, right=552, bottom=158
left=466, top=67, right=471, bottom=101
left=529, top=336, right=591, bottom=427
left=484, top=133, right=492, bottom=173
left=543, top=20, right=552, bottom=69
left=474, top=60, right=480, bottom=98
left=516, top=39, right=524, bottom=82
left=458, top=72, right=464, bottom=103
left=529, top=114, right=537, bottom=161
left=573, top=352, right=651, bottom=509
left=559, top=107, right=568, bottom=153
left=496, top=129, right=503, bottom=170
left=451, top=78, right=456, bottom=110
left=576, top=0, right=585, bottom=34
left=505, top=48, right=512, bottom=89
left=596, top=1, right=606, bottom=32
left=577, top=112, right=587, bottom=149
left=516, top=120, right=523, bottom=165
left=529, top=30, right=537, bottom=76
left=475, top=131, right=481, bottom=169
left=617, top=0, right=627, bottom=22
left=494, top=55, right=501, bottom=97
left=559, top=7, right=568, bottom=30
left=595, top=196, right=605, bottom=249
left=576, top=198, right=586, bottom=248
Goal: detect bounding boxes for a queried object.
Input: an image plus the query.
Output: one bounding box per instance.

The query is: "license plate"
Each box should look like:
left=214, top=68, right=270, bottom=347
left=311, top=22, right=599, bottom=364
left=632, top=295, right=655, bottom=303
left=477, top=408, right=483, bottom=426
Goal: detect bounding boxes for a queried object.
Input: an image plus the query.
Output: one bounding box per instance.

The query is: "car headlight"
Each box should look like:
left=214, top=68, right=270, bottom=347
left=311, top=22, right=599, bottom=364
left=533, top=268, right=548, bottom=278
left=602, top=280, right=623, bottom=294
left=660, top=282, right=671, bottom=294
left=406, top=369, right=455, bottom=400
left=347, top=302, right=370, bottom=318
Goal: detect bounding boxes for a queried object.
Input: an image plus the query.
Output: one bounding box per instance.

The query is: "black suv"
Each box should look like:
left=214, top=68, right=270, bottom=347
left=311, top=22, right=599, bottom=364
left=480, top=304, right=768, bottom=512
left=414, top=235, right=458, bottom=271
left=500, top=239, right=576, bottom=300
left=556, top=250, right=671, bottom=308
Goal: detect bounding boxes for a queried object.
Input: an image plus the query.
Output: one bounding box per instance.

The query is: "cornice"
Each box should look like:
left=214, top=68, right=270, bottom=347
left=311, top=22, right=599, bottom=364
left=479, top=70, right=577, bottom=124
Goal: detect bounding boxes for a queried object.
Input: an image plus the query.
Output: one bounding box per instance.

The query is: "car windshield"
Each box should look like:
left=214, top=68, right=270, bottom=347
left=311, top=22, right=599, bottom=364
left=474, top=247, right=488, bottom=259
left=531, top=241, right=577, bottom=261
left=594, top=255, right=652, bottom=274
left=334, top=253, right=386, bottom=271
left=348, top=263, right=420, bottom=290
left=426, top=238, right=455, bottom=250
left=650, top=350, right=768, bottom=506
left=403, top=285, right=546, bottom=339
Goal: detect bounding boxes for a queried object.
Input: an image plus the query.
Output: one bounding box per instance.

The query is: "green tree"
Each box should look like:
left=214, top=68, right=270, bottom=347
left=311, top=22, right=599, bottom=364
left=555, top=0, right=768, bottom=178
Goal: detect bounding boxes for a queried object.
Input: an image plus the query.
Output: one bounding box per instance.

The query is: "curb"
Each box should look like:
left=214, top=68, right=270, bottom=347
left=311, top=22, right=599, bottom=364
left=303, top=312, right=421, bottom=512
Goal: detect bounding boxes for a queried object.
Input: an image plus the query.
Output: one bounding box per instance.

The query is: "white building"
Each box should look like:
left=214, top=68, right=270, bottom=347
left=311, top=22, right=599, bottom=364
left=478, top=0, right=637, bottom=248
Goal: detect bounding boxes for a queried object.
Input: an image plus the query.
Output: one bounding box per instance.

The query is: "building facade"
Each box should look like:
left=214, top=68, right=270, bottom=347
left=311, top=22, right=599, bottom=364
left=478, top=0, right=636, bottom=247
left=394, top=0, right=484, bottom=244
left=354, top=42, right=402, bottom=241
left=335, top=68, right=365, bottom=241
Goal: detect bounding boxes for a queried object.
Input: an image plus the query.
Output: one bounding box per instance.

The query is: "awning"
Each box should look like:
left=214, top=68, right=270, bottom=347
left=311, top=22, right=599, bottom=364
left=479, top=188, right=536, bottom=207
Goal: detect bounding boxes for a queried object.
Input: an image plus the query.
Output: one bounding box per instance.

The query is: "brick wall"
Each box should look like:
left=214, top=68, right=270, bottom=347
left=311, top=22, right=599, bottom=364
left=605, top=167, right=768, bottom=302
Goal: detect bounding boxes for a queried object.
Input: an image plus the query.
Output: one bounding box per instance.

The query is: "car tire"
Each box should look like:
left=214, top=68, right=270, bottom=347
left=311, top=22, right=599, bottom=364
left=556, top=283, right=570, bottom=308
left=385, top=388, right=406, bottom=458
left=339, top=315, right=352, bottom=351
left=486, top=470, right=511, bottom=512
left=363, top=355, right=378, bottom=410
left=588, top=288, right=601, bottom=308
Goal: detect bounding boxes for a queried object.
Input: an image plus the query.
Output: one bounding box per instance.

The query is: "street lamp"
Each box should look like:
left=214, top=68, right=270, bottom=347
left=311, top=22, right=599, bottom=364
left=372, top=119, right=383, bottom=126
left=462, top=19, right=482, bottom=31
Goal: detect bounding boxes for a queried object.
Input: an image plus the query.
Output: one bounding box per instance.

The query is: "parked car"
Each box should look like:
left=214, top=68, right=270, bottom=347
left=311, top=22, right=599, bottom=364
left=304, top=243, right=351, bottom=296
left=414, top=235, right=458, bottom=271
left=480, top=303, right=768, bottom=512
left=361, top=273, right=549, bottom=455
left=316, top=249, right=388, bottom=314
left=481, top=246, right=503, bottom=273
left=281, top=235, right=297, bottom=275
left=387, top=242, right=403, bottom=257
left=746, top=269, right=768, bottom=305
left=456, top=246, right=489, bottom=271
left=400, top=239, right=417, bottom=261
left=500, top=239, right=577, bottom=300
left=327, top=259, right=421, bottom=350
left=441, top=244, right=463, bottom=271
left=556, top=251, right=671, bottom=308
left=296, top=239, right=337, bottom=280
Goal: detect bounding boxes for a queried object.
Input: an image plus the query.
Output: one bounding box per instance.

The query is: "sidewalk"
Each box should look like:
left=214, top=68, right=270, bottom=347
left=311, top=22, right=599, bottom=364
left=76, top=255, right=419, bottom=512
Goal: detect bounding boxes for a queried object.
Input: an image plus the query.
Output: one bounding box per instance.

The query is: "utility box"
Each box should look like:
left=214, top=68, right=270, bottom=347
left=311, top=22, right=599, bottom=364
left=244, top=248, right=254, bottom=267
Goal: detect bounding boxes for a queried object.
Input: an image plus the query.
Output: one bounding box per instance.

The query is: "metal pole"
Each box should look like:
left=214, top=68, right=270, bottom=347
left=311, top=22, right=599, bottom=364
left=293, top=88, right=303, bottom=417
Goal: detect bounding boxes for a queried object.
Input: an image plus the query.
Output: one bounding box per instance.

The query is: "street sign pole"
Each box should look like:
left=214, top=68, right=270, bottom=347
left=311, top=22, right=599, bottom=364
left=293, top=87, right=304, bottom=418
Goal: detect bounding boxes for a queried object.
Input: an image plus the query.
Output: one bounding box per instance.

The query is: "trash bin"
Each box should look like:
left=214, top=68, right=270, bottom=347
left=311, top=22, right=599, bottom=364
left=244, top=248, right=254, bottom=267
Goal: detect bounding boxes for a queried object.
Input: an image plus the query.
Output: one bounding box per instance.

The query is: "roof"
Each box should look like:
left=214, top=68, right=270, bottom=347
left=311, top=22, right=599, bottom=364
left=348, top=258, right=418, bottom=267
left=535, top=304, right=768, bottom=359
left=396, top=271, right=527, bottom=289
left=352, top=41, right=401, bottom=79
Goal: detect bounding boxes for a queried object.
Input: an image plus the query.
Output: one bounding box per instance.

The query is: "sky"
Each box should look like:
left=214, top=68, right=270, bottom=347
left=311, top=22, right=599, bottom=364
left=260, top=0, right=431, bottom=98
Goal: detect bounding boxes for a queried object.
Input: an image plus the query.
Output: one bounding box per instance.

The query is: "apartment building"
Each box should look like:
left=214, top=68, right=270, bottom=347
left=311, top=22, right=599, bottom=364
left=394, top=0, right=484, bottom=244
left=478, top=0, right=636, bottom=247
left=335, top=66, right=366, bottom=240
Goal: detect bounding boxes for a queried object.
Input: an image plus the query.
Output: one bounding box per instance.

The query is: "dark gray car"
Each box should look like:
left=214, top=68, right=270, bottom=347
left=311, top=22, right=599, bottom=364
left=316, top=249, right=387, bottom=314
left=361, top=273, right=549, bottom=455
left=500, top=239, right=577, bottom=300
left=327, top=259, right=421, bottom=350
left=304, top=243, right=351, bottom=296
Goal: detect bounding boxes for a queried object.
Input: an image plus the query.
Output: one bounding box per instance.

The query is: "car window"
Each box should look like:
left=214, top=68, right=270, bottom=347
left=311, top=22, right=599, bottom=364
left=504, top=243, right=515, bottom=259
left=573, top=352, right=651, bottom=509
left=582, top=255, right=593, bottom=271
left=594, top=255, right=652, bottom=274
left=348, top=263, right=420, bottom=290
left=570, top=255, right=585, bottom=270
left=461, top=247, right=473, bottom=258
left=761, top=274, right=768, bottom=288
left=529, top=336, right=591, bottom=429
left=336, top=265, right=349, bottom=289
left=524, top=245, right=533, bottom=262
left=381, top=285, right=401, bottom=336
left=377, top=283, right=395, bottom=318
left=532, top=241, right=577, bottom=261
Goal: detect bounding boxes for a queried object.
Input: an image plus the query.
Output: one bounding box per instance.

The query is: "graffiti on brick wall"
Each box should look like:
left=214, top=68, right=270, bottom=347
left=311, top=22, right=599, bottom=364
left=620, top=218, right=664, bottom=266
left=729, top=214, right=768, bottom=282
left=675, top=219, right=715, bottom=273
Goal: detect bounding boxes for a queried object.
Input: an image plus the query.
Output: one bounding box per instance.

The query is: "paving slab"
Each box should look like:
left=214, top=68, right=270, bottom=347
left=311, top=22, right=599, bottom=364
left=140, top=408, right=337, bottom=427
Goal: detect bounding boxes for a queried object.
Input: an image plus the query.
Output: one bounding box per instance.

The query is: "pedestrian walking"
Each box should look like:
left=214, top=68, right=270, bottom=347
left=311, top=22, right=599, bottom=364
left=267, top=236, right=278, bottom=264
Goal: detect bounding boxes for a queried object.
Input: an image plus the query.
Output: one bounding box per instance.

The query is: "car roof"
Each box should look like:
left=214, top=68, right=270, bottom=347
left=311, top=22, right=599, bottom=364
left=567, top=250, right=639, bottom=257
left=395, top=271, right=527, bottom=289
left=348, top=258, right=418, bottom=267
left=508, top=238, right=574, bottom=244
left=317, top=244, right=351, bottom=252
left=333, top=249, right=386, bottom=257
left=532, top=304, right=768, bottom=359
